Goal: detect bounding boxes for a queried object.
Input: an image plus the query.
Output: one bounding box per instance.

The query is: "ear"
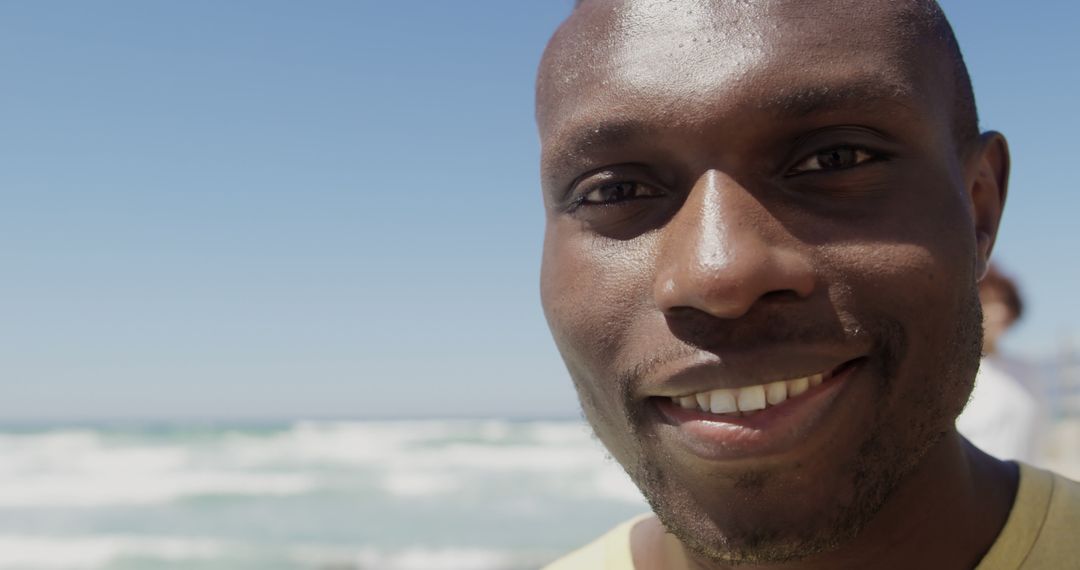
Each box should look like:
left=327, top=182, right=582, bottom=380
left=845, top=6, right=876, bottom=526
left=966, top=131, right=1010, bottom=280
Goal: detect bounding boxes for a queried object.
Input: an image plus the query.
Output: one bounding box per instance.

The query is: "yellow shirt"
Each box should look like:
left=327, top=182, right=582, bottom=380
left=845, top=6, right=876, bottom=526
left=544, top=464, right=1080, bottom=570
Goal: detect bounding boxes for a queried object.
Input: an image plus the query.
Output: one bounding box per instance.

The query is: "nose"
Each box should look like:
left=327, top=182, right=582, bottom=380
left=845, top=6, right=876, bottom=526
left=653, top=170, right=816, bottom=319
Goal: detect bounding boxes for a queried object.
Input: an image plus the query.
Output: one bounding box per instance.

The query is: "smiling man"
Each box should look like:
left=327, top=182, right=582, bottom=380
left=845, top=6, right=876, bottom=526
left=537, top=1, right=1078, bottom=569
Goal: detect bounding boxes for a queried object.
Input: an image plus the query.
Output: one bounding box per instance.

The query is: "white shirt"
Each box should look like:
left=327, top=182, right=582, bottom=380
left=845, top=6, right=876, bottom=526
left=957, top=355, right=1042, bottom=462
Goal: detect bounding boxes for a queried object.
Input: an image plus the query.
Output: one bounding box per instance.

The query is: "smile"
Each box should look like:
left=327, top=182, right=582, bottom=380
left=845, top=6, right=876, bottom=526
left=651, top=358, right=865, bottom=461
left=670, top=369, right=832, bottom=416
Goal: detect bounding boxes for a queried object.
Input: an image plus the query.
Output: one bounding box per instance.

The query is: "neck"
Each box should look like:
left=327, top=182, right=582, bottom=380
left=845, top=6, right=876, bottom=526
left=666, top=431, right=1017, bottom=570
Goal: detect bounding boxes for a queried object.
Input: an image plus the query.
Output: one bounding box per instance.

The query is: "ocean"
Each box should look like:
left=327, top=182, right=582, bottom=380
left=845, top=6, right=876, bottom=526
left=0, top=419, right=648, bottom=570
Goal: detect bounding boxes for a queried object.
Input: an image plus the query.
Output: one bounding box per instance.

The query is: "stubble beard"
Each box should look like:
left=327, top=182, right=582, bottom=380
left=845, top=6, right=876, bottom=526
left=584, top=290, right=984, bottom=567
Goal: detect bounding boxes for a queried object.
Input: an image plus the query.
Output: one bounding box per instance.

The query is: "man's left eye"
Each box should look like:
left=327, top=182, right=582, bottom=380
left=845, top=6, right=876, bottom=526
left=788, top=147, right=876, bottom=175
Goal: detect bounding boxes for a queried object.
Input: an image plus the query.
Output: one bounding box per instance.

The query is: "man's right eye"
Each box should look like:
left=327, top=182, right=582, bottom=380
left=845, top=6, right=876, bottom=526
left=575, top=181, right=664, bottom=207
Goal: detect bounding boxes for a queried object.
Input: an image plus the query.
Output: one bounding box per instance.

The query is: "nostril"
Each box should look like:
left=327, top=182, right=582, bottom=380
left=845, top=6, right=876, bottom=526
left=662, top=304, right=720, bottom=319
left=761, top=289, right=804, bottom=303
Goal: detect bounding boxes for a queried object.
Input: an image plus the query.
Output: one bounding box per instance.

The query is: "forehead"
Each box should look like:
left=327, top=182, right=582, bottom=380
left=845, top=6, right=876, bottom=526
left=538, top=0, right=947, bottom=154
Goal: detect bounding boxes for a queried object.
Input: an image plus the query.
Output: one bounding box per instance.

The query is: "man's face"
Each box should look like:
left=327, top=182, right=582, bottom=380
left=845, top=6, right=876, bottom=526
left=538, top=0, right=1003, bottom=564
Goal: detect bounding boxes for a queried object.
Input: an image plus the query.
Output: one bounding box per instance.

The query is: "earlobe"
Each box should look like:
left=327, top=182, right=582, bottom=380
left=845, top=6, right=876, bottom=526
left=968, top=131, right=1010, bottom=280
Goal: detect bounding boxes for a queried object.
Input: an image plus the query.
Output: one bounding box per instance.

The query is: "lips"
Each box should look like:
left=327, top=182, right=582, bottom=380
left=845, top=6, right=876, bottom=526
left=648, top=358, right=864, bottom=461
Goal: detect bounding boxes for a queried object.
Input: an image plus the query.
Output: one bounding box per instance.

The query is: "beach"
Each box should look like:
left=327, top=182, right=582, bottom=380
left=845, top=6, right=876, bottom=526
left=4, top=416, right=1077, bottom=570
left=0, top=419, right=646, bottom=570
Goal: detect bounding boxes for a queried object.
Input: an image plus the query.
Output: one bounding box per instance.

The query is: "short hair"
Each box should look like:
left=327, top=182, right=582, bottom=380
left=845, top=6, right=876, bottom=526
left=904, top=1, right=980, bottom=149
left=568, top=0, right=980, bottom=149
left=980, top=264, right=1024, bottom=321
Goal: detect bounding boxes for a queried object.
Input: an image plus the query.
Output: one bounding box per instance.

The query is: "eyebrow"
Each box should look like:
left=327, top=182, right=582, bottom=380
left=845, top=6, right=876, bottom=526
left=549, top=120, right=660, bottom=155
left=764, top=78, right=918, bottom=119
left=542, top=78, right=919, bottom=179
left=541, top=120, right=660, bottom=181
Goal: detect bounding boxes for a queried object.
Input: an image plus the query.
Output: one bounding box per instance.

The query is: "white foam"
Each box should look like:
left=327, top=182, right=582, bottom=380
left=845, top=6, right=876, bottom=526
left=0, top=535, right=554, bottom=570
left=381, top=472, right=459, bottom=497
left=0, top=535, right=228, bottom=569
left=0, top=471, right=316, bottom=508
left=0, top=428, right=315, bottom=507
left=352, top=546, right=527, bottom=570
left=525, top=421, right=597, bottom=445
left=0, top=420, right=644, bottom=507
left=0, top=421, right=648, bottom=570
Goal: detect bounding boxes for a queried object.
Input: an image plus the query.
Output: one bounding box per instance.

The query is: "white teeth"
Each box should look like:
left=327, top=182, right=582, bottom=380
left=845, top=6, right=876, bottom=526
left=736, top=385, right=767, bottom=412
left=709, top=389, right=738, bottom=414
left=765, top=381, right=788, bottom=406
left=672, top=369, right=831, bottom=416
left=788, top=376, right=810, bottom=397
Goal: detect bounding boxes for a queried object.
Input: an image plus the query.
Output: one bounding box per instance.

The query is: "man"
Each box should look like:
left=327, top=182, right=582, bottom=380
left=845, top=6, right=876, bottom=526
left=536, top=1, right=1079, bottom=569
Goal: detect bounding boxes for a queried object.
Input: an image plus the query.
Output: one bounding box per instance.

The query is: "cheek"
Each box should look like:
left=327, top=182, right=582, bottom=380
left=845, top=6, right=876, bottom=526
left=540, top=227, right=657, bottom=390
left=823, top=222, right=981, bottom=424
left=826, top=230, right=976, bottom=354
left=818, top=175, right=978, bottom=319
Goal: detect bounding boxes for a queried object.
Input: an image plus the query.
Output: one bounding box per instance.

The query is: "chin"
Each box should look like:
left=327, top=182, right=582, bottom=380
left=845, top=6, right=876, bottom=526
left=632, top=439, right=889, bottom=564
left=631, top=416, right=950, bottom=566
left=621, top=325, right=978, bottom=566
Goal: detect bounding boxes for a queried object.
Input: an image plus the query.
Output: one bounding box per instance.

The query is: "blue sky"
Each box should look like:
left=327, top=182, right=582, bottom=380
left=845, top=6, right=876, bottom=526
left=2, top=1, right=1078, bottom=421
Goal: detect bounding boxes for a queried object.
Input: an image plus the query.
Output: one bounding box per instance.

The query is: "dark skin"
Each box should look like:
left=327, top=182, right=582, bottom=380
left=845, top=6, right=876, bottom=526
left=537, top=1, right=1015, bottom=569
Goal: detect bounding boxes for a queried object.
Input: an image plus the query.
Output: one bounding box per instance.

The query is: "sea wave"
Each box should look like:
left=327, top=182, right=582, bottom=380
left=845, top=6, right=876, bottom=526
left=0, top=420, right=643, bottom=507
left=0, top=534, right=556, bottom=570
left=0, top=534, right=228, bottom=569
left=0, top=421, right=644, bottom=569
left=351, top=546, right=549, bottom=570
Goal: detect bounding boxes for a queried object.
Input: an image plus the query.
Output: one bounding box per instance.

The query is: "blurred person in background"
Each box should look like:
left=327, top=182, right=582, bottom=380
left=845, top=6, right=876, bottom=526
left=958, top=265, right=1046, bottom=464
